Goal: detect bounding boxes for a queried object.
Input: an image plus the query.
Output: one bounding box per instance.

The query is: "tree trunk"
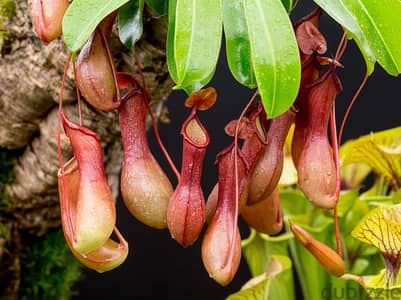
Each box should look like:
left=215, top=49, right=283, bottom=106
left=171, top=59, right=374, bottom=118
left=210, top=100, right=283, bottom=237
left=0, top=1, right=173, bottom=299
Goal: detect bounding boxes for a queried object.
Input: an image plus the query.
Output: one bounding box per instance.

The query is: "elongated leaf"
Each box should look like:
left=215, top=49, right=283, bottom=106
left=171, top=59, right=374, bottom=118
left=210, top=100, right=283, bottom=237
left=314, top=0, right=401, bottom=76
left=348, top=0, right=401, bottom=76
left=222, top=1, right=256, bottom=88
left=166, top=0, right=178, bottom=82
left=63, top=0, right=130, bottom=51
left=280, top=0, right=293, bottom=12
left=145, top=0, right=168, bottom=15
left=313, top=0, right=375, bottom=75
left=227, top=255, right=294, bottom=300
left=118, top=0, right=144, bottom=50
left=172, top=0, right=223, bottom=94
left=244, top=0, right=300, bottom=118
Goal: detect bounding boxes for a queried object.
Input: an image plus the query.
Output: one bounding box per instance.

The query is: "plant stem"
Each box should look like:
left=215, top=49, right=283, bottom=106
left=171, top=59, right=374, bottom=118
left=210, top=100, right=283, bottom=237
left=100, top=29, right=121, bottom=105
left=133, top=53, right=180, bottom=180
left=72, top=61, right=83, bottom=126
left=134, top=51, right=147, bottom=90
left=334, top=31, right=347, bottom=62
left=338, top=71, right=369, bottom=144
left=146, top=102, right=180, bottom=180
left=57, top=53, right=74, bottom=242
left=330, top=105, right=342, bottom=257
left=227, top=91, right=258, bottom=269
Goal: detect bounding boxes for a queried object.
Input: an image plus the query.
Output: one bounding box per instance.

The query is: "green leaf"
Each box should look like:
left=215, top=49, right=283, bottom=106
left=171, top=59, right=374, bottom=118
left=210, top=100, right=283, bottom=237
left=242, top=230, right=292, bottom=277
left=172, top=0, right=223, bottom=94
left=347, top=28, right=375, bottom=75
left=329, top=277, right=361, bottom=300
left=355, top=205, right=401, bottom=242
left=166, top=0, right=178, bottom=82
left=280, top=188, right=311, bottom=216
left=222, top=1, right=256, bottom=88
left=63, top=0, right=130, bottom=52
left=244, top=0, right=300, bottom=118
left=364, top=269, right=401, bottom=299
left=351, top=258, right=370, bottom=274
left=347, top=0, right=401, bottom=76
left=280, top=0, right=293, bottom=12
left=314, top=0, right=401, bottom=76
left=347, top=198, right=370, bottom=225
left=335, top=190, right=359, bottom=218
left=227, top=255, right=294, bottom=300
left=145, top=0, right=168, bottom=15
left=341, top=127, right=401, bottom=189
left=344, top=268, right=401, bottom=299
left=343, top=197, right=370, bottom=239
left=340, top=140, right=372, bottom=189
left=118, top=0, right=144, bottom=50
left=313, top=0, right=375, bottom=75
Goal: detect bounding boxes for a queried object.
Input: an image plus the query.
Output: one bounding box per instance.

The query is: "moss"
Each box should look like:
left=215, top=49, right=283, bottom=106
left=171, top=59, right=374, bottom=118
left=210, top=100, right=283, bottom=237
left=19, top=229, right=82, bottom=300
left=0, top=222, right=10, bottom=240
left=0, top=0, right=15, bottom=53
left=0, top=0, right=15, bottom=18
left=0, top=0, right=15, bottom=19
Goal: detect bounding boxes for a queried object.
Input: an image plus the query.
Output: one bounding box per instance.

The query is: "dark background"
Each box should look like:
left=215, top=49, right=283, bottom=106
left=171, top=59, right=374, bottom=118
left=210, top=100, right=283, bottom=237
left=73, top=2, right=401, bottom=299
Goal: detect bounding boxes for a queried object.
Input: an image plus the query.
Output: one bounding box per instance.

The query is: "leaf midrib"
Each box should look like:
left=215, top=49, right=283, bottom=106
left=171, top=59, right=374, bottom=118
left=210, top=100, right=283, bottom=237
left=355, top=0, right=399, bottom=73
left=177, top=0, right=196, bottom=87
left=254, top=0, right=277, bottom=117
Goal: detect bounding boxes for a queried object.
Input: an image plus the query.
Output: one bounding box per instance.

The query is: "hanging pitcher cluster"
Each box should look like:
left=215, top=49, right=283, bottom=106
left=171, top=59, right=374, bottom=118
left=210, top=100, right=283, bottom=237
left=32, top=3, right=346, bottom=285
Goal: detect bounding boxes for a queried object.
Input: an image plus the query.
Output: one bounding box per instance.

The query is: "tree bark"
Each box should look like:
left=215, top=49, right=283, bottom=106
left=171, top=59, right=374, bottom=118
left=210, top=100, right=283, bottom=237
left=0, top=1, right=173, bottom=298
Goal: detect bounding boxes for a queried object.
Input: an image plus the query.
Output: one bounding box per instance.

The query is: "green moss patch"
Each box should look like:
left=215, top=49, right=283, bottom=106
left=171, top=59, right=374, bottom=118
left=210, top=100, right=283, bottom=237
left=0, top=0, right=15, bottom=18
left=20, top=229, right=82, bottom=300
left=0, top=0, right=15, bottom=53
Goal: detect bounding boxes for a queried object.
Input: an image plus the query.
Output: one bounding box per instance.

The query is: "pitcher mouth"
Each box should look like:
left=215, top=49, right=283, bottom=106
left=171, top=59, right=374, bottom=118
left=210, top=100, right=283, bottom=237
left=181, top=111, right=210, bottom=148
